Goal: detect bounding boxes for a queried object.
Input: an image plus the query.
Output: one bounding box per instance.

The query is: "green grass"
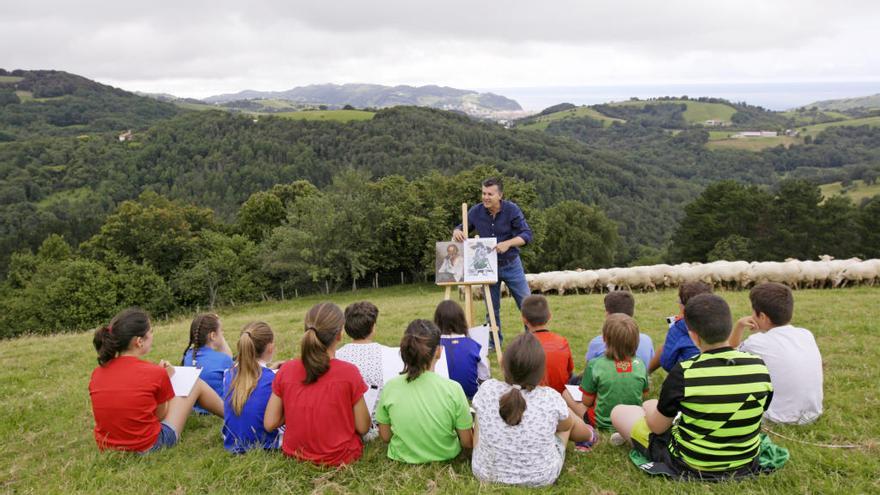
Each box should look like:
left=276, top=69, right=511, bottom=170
left=706, top=136, right=798, bottom=151
left=174, top=101, right=220, bottom=112
left=518, top=106, right=625, bottom=131
left=609, top=100, right=737, bottom=124
left=1, top=285, right=878, bottom=493
left=274, top=110, right=376, bottom=122
left=800, top=116, right=880, bottom=138
left=0, top=75, right=24, bottom=84
left=820, top=180, right=880, bottom=203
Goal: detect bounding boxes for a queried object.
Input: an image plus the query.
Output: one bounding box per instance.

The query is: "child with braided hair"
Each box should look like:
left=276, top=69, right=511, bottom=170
left=221, top=322, right=281, bottom=453
left=264, top=303, right=371, bottom=466
left=375, top=319, right=474, bottom=464
left=181, top=313, right=233, bottom=414
left=89, top=308, right=223, bottom=453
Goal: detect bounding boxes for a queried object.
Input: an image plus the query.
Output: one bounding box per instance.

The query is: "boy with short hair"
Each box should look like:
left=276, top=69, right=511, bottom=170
left=729, top=282, right=823, bottom=424
left=647, top=281, right=712, bottom=373
left=585, top=291, right=655, bottom=366
left=521, top=295, right=573, bottom=394
left=610, top=294, right=773, bottom=477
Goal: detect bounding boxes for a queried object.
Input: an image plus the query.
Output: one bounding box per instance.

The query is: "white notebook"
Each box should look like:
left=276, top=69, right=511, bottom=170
left=170, top=366, right=202, bottom=397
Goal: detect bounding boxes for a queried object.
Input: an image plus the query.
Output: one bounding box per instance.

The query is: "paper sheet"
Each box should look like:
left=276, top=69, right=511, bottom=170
left=565, top=384, right=583, bottom=402
left=170, top=366, right=202, bottom=397
left=469, top=325, right=490, bottom=358
left=364, top=387, right=380, bottom=415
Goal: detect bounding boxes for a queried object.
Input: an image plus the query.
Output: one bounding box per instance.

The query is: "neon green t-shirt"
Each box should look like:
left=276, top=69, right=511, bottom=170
left=580, top=356, right=649, bottom=431
left=375, top=371, right=473, bottom=463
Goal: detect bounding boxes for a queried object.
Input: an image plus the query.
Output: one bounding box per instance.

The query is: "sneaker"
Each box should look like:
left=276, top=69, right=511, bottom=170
left=574, top=425, right=599, bottom=452
left=610, top=432, right=626, bottom=447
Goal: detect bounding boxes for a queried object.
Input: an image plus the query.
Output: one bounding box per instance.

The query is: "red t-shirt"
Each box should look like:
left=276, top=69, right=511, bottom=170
left=272, top=358, right=367, bottom=466
left=88, top=356, right=175, bottom=451
left=533, top=330, right=574, bottom=394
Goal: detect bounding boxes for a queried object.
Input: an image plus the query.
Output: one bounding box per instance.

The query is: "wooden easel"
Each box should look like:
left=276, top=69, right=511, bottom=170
left=439, top=203, right=503, bottom=365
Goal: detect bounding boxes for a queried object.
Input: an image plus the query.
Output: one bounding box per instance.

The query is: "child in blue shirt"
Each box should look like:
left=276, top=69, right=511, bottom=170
left=647, top=282, right=711, bottom=373
left=181, top=313, right=233, bottom=413
left=222, top=322, right=281, bottom=453
left=585, top=291, right=655, bottom=367
left=434, top=300, right=489, bottom=399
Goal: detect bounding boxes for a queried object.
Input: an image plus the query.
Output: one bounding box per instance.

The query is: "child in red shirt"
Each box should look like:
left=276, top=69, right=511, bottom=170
left=264, top=303, right=371, bottom=466
left=520, top=295, right=574, bottom=394
left=89, top=308, right=224, bottom=452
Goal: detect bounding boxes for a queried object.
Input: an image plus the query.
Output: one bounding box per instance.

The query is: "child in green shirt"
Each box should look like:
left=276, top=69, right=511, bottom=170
left=375, top=319, right=474, bottom=463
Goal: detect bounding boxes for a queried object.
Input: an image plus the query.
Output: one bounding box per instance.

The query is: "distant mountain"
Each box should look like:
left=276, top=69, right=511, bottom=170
left=805, top=94, right=880, bottom=111
left=203, top=83, right=522, bottom=115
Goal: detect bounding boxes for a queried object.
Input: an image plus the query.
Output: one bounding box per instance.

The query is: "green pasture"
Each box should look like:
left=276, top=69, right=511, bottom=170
left=706, top=136, right=799, bottom=151
left=518, top=106, right=625, bottom=131
left=1, top=285, right=877, bottom=494
left=0, top=76, right=24, bottom=84
left=800, top=116, right=880, bottom=138
left=820, top=180, right=880, bottom=204
left=274, top=110, right=376, bottom=122
left=609, top=100, right=737, bottom=124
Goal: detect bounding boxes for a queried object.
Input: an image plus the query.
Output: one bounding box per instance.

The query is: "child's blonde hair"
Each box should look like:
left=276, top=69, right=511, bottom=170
left=228, top=322, right=274, bottom=416
left=602, top=313, right=639, bottom=361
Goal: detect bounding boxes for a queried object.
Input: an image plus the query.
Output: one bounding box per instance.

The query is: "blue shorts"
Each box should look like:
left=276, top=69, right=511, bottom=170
left=144, top=422, right=178, bottom=453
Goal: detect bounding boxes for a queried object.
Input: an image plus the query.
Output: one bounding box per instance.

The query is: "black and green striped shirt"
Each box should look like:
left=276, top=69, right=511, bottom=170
left=657, top=347, right=773, bottom=472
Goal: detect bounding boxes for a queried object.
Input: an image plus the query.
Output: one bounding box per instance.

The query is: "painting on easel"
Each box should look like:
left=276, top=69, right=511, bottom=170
left=464, top=238, right=498, bottom=283
left=435, top=242, right=464, bottom=283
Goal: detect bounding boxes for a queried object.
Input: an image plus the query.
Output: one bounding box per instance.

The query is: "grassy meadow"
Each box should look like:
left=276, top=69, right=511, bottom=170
left=820, top=179, right=880, bottom=204
left=518, top=106, right=625, bottom=131
left=1, top=285, right=878, bottom=494
left=275, top=110, right=376, bottom=122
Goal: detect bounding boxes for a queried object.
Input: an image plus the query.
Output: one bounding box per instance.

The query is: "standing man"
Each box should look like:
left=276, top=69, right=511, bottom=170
left=453, top=177, right=532, bottom=344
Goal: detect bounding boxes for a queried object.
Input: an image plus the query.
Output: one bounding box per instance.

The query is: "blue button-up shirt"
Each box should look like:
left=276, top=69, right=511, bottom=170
left=455, top=200, right=533, bottom=266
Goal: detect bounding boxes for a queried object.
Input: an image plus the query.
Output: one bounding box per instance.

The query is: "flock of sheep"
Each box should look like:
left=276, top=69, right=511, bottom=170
left=522, top=256, right=880, bottom=295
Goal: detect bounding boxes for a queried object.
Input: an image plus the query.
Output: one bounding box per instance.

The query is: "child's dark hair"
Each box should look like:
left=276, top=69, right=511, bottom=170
left=604, top=291, right=635, bottom=316
left=182, top=313, right=220, bottom=366
left=679, top=281, right=713, bottom=306
left=749, top=282, right=793, bottom=326
left=301, top=302, right=344, bottom=384
left=433, top=300, right=469, bottom=337
left=93, top=308, right=151, bottom=366
left=344, top=301, right=379, bottom=340
left=499, top=332, right=546, bottom=426
left=602, top=313, right=640, bottom=361
left=400, top=319, right=441, bottom=382
left=684, top=294, right=733, bottom=344
left=521, top=295, right=550, bottom=326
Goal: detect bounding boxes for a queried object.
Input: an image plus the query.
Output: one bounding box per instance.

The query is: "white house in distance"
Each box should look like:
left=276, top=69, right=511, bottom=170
left=732, top=131, right=778, bottom=139
left=118, top=130, right=133, bottom=142
left=703, top=119, right=728, bottom=127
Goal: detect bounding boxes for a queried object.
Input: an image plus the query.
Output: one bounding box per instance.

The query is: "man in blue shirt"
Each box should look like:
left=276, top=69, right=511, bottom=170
left=453, top=177, right=532, bottom=343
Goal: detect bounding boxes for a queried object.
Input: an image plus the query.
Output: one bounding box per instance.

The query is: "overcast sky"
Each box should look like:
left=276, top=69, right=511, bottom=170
left=2, top=0, right=878, bottom=105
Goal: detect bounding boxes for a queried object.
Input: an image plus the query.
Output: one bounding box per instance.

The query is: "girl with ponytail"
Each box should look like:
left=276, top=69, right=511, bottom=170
left=374, top=319, right=474, bottom=464
left=88, top=308, right=224, bottom=453
left=470, top=332, right=594, bottom=487
left=221, top=322, right=281, bottom=453
left=181, top=313, right=233, bottom=414
left=263, top=303, right=371, bottom=466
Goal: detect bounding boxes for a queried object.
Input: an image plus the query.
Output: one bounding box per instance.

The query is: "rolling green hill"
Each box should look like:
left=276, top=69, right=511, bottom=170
left=517, top=106, right=624, bottom=130
left=820, top=179, right=880, bottom=203
left=805, top=93, right=880, bottom=111
left=800, top=116, right=880, bottom=138
left=274, top=109, right=376, bottom=122
left=609, top=99, right=737, bottom=124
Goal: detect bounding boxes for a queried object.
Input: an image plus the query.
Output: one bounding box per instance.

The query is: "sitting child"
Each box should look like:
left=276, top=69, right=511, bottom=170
left=521, top=295, right=573, bottom=394
left=580, top=314, right=649, bottom=432
left=647, top=281, right=712, bottom=374
left=585, top=291, right=654, bottom=367
left=264, top=303, right=371, bottom=466
left=729, top=282, right=823, bottom=424
left=472, top=332, right=594, bottom=487
left=89, top=308, right=223, bottom=452
left=221, top=322, right=281, bottom=453
left=433, top=300, right=490, bottom=400
left=336, top=301, right=388, bottom=440
left=375, top=320, right=473, bottom=464
left=181, top=313, right=233, bottom=413
left=611, top=294, right=774, bottom=477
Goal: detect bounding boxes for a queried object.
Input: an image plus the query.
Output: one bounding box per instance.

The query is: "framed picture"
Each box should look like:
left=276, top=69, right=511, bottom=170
left=463, top=238, right=498, bottom=283
left=435, top=241, right=464, bottom=284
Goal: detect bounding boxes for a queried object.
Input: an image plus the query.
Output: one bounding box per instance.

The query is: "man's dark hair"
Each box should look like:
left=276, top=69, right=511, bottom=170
left=683, top=294, right=732, bottom=345
left=343, top=301, right=379, bottom=340
left=482, top=177, right=503, bottom=193
left=678, top=281, right=713, bottom=306
left=749, top=282, right=793, bottom=326
left=604, top=291, right=635, bottom=317
left=521, top=294, right=550, bottom=326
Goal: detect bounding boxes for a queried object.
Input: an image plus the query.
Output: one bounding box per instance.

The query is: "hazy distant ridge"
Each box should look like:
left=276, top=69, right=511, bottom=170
left=806, top=93, right=880, bottom=111
left=203, top=83, right=522, bottom=113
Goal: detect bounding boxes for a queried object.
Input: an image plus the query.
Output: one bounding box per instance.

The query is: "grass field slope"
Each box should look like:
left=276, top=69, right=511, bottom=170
left=800, top=116, right=880, bottom=138
left=518, top=106, right=625, bottom=131
left=820, top=179, right=880, bottom=204
left=1, top=285, right=878, bottom=493
left=274, top=109, right=376, bottom=122
left=609, top=99, right=737, bottom=124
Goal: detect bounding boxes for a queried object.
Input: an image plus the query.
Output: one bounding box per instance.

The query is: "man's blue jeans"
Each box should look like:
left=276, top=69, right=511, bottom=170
left=487, top=256, right=531, bottom=344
